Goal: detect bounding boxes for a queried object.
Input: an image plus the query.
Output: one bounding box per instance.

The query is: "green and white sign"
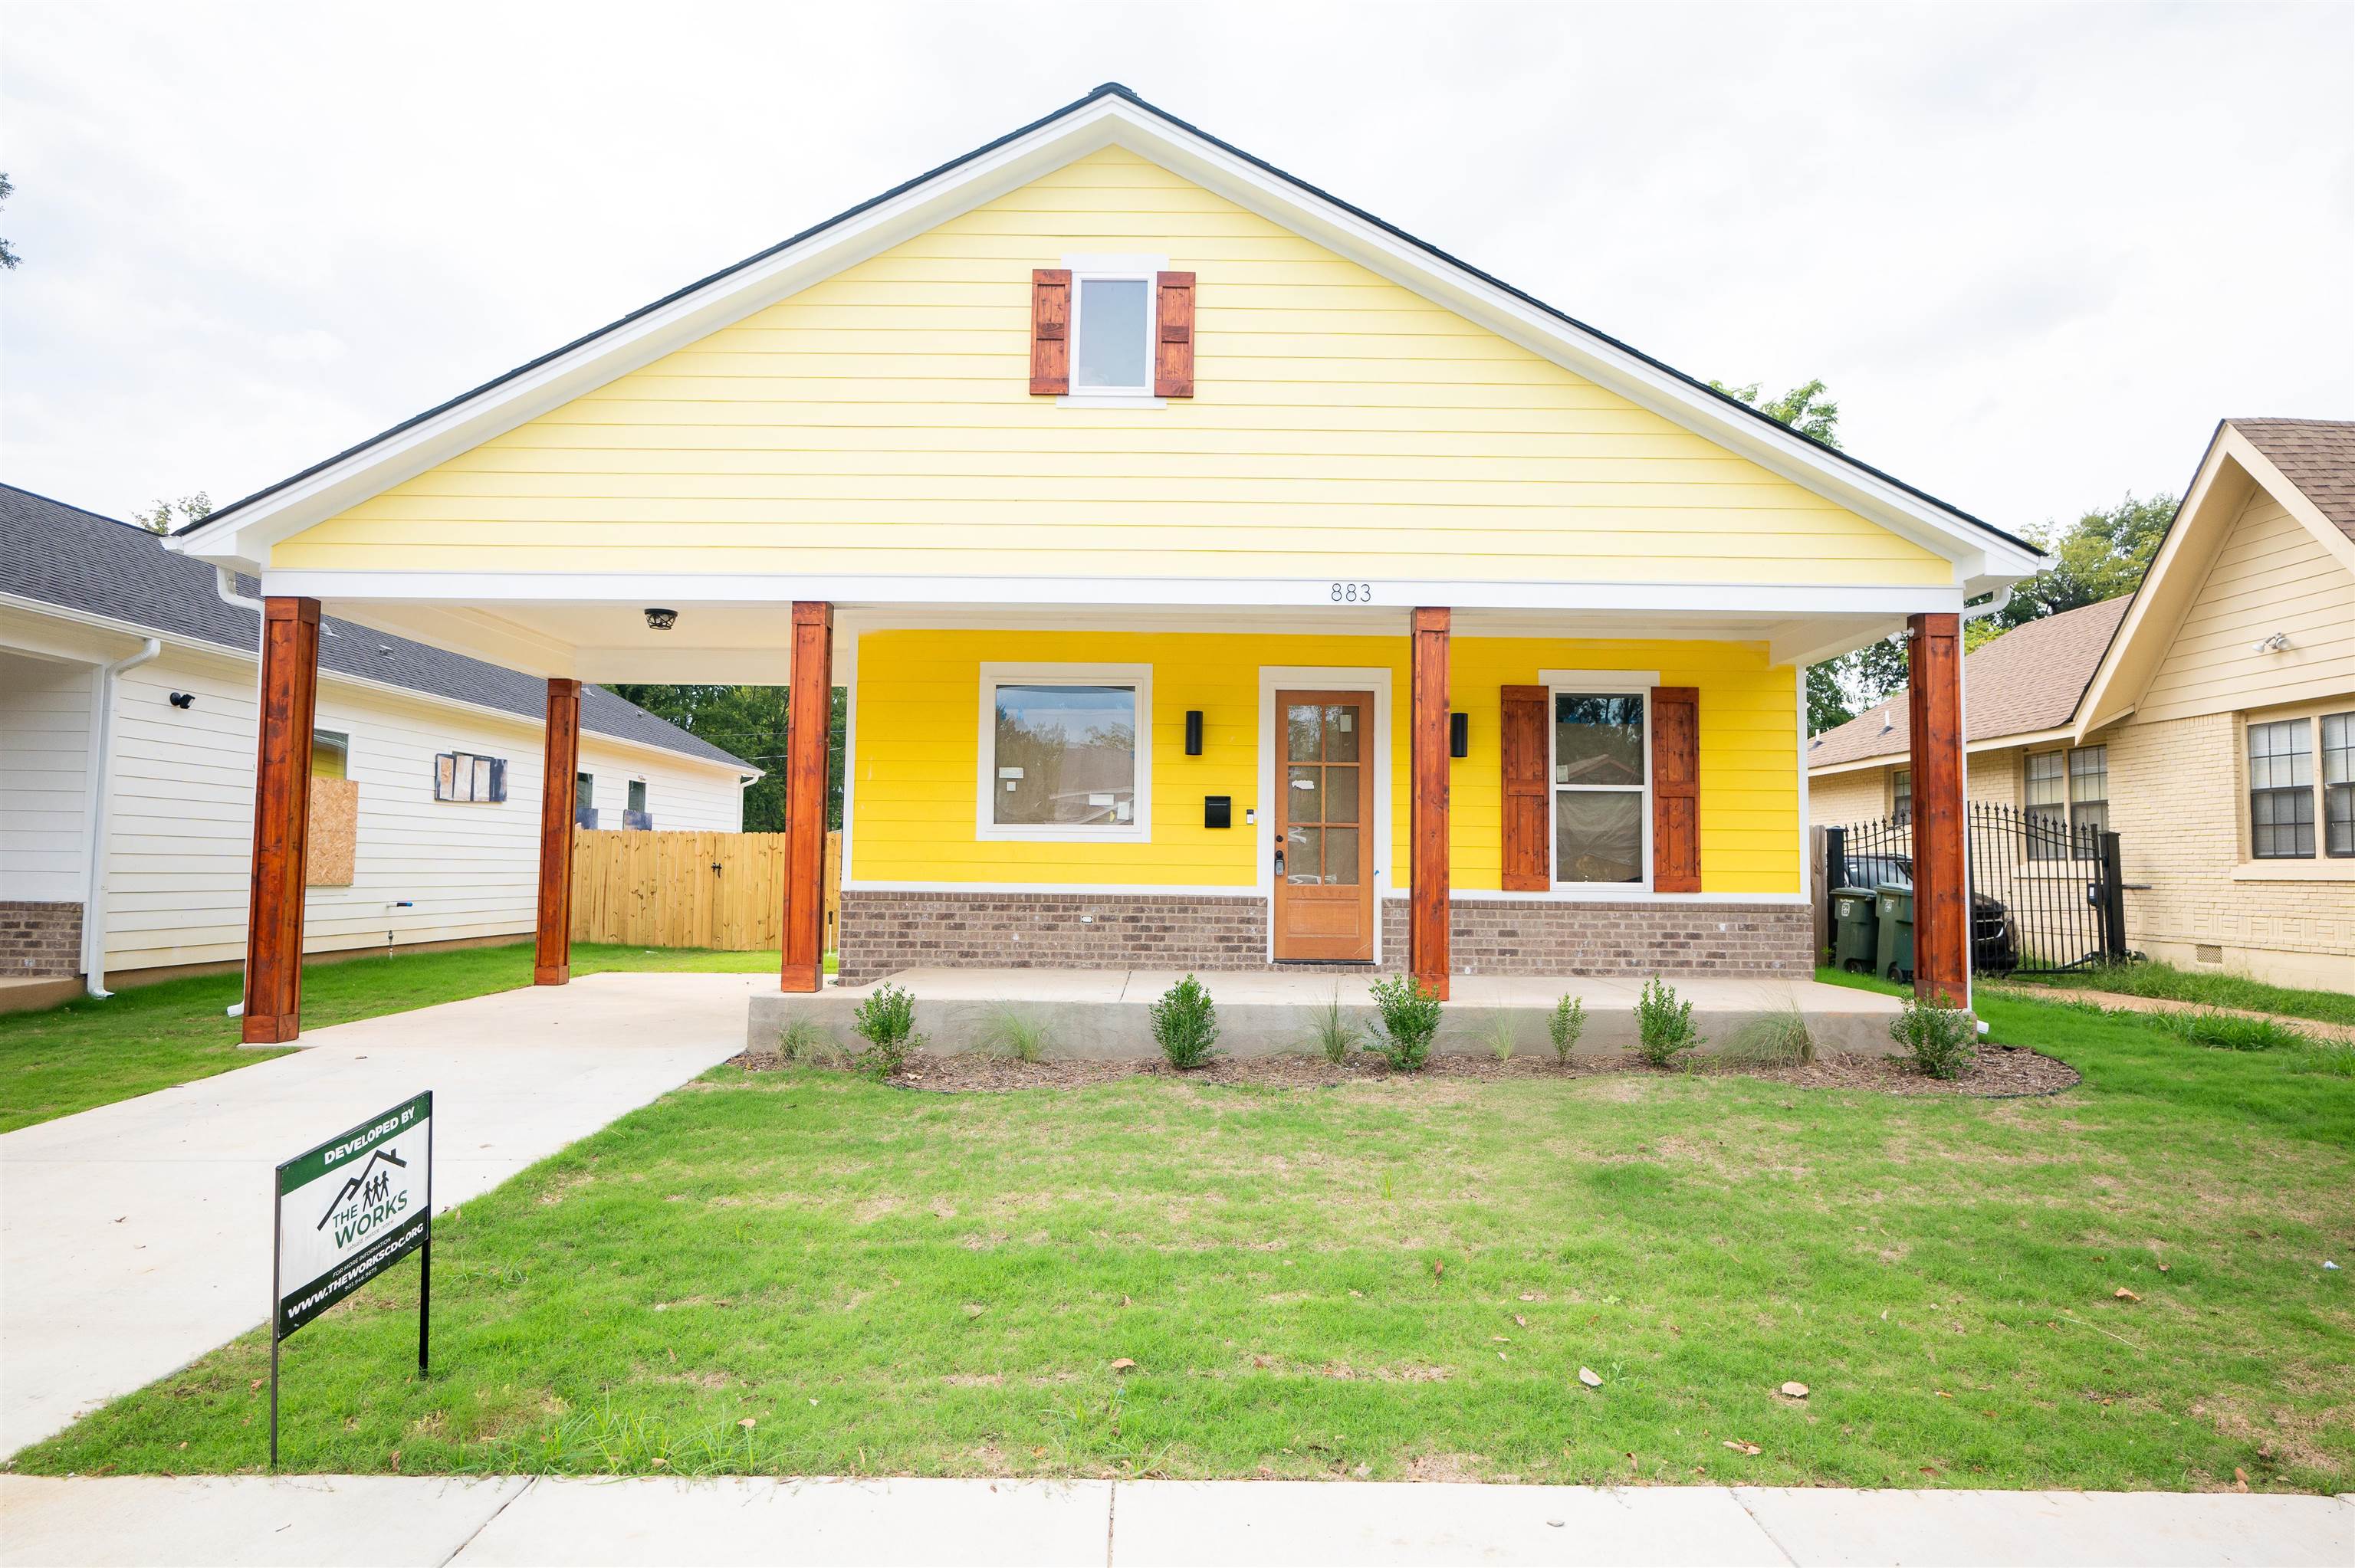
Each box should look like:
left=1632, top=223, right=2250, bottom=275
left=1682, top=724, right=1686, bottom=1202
left=274, top=1090, right=433, bottom=1338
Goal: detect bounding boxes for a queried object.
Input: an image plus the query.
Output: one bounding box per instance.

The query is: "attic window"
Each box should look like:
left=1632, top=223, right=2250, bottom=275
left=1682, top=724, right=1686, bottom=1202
left=1073, top=277, right=1151, bottom=392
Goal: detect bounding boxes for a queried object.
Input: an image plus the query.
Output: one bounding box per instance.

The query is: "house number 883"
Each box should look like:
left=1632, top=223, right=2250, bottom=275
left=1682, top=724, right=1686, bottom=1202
left=1329, top=582, right=1374, bottom=603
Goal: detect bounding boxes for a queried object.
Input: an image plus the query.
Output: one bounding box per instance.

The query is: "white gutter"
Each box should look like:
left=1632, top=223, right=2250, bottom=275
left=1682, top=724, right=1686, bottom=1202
left=1962, top=587, right=2012, bottom=623
left=81, top=637, right=163, bottom=998
left=215, top=569, right=268, bottom=1019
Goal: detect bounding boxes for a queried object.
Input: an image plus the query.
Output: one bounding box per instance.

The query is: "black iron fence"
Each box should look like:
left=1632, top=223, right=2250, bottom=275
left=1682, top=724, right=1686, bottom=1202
left=1825, top=802, right=2128, bottom=979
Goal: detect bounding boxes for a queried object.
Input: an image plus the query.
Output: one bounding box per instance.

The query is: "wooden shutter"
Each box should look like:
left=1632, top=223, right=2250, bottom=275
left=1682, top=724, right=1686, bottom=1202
left=1650, top=686, right=1700, bottom=893
left=1029, top=269, right=1071, bottom=395
left=1499, top=684, right=1549, bottom=891
left=1155, top=271, right=1195, bottom=398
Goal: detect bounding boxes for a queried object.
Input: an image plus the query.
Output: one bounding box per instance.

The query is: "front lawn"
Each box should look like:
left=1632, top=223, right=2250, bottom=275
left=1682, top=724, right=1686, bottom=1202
left=16, top=983, right=2350, bottom=1492
left=1999, top=958, right=2355, bottom=1030
left=0, top=941, right=777, bottom=1133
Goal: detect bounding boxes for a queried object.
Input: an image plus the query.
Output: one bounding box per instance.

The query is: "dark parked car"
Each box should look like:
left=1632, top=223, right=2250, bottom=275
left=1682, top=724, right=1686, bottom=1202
left=1838, top=853, right=2018, bottom=976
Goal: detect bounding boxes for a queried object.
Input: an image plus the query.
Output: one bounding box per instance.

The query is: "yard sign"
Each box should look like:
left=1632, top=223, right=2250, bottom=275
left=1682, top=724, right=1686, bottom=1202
left=270, top=1090, right=434, bottom=1468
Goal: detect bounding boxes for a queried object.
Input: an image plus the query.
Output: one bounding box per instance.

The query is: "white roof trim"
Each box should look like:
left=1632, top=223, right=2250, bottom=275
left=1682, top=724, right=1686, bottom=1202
left=172, top=90, right=2042, bottom=590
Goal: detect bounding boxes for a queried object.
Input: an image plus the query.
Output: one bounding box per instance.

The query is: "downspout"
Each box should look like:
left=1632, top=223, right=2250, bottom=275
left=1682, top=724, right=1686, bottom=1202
left=215, top=569, right=269, bottom=1019
left=82, top=638, right=163, bottom=998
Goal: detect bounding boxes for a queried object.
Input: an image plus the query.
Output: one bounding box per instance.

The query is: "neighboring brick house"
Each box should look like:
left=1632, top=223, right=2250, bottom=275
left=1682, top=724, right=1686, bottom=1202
left=1808, top=418, right=2355, bottom=990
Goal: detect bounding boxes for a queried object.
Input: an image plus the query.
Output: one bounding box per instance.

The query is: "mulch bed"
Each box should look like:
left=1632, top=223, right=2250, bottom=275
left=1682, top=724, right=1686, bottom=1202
left=728, top=1044, right=2079, bottom=1098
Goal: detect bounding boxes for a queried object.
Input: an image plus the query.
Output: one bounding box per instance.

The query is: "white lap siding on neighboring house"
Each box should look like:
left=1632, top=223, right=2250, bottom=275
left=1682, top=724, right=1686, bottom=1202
left=0, top=650, right=93, bottom=904
left=98, top=644, right=746, bottom=977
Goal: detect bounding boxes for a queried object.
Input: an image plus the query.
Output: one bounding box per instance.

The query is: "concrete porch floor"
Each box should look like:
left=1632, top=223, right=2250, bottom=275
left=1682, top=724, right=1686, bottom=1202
left=749, top=968, right=1906, bottom=1059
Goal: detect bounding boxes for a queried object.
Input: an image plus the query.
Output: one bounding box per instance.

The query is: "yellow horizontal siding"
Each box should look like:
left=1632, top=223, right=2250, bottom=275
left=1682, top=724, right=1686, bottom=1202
left=274, top=148, right=1946, bottom=588
left=849, top=630, right=1798, bottom=895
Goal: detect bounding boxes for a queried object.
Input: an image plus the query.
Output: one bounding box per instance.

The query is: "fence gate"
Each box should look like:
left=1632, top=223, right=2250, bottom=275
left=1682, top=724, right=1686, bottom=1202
left=570, top=829, right=839, bottom=953
left=1825, top=803, right=2127, bottom=979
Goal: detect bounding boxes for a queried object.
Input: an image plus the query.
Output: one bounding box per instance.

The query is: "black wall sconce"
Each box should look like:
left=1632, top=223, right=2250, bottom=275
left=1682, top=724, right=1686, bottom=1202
left=169, top=691, right=195, bottom=710
left=1184, top=710, right=1204, bottom=756
left=1450, top=711, right=1470, bottom=759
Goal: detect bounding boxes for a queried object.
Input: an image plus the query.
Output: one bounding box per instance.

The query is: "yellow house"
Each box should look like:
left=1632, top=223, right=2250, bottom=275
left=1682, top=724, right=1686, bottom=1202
left=1811, top=419, right=2354, bottom=989
left=171, top=84, right=2044, bottom=1042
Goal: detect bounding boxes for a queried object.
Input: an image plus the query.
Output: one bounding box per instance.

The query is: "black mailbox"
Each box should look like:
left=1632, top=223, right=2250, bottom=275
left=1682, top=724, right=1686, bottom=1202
left=1204, top=795, right=1232, bottom=829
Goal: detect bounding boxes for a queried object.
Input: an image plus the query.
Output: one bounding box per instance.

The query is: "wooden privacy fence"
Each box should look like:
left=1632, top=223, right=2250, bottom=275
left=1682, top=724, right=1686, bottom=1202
left=570, top=830, right=839, bottom=953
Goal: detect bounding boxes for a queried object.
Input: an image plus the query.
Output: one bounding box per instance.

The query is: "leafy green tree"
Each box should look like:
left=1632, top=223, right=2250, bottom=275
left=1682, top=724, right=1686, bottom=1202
left=132, top=493, right=212, bottom=535
left=605, top=683, right=844, bottom=832
left=0, top=172, right=18, bottom=271
left=1709, top=377, right=1841, bottom=447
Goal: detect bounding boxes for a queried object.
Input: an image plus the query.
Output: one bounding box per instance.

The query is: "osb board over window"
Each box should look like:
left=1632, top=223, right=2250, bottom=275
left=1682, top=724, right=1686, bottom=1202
left=307, top=776, right=358, bottom=887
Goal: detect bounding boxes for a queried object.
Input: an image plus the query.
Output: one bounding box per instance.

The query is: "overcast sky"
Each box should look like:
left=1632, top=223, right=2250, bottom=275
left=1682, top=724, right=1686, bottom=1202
left=5, top=2, right=2350, bottom=540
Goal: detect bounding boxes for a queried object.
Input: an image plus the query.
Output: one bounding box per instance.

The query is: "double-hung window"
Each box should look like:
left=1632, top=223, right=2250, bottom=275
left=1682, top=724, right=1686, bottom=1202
left=2325, top=712, right=2354, bottom=858
left=978, top=665, right=1151, bottom=841
left=2068, top=745, right=2110, bottom=856
left=2025, top=751, right=2068, bottom=858
left=1890, top=767, right=1912, bottom=825
left=1549, top=687, right=1648, bottom=886
left=2248, top=719, right=2314, bottom=860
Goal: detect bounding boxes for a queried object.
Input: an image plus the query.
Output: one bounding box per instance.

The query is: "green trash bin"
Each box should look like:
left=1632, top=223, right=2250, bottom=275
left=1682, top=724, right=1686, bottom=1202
left=1831, top=887, right=1879, bottom=973
left=1875, top=884, right=1916, bottom=985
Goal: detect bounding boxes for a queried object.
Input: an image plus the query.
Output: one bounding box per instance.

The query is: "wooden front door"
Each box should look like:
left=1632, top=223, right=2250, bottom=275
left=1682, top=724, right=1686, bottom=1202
left=1273, top=690, right=1375, bottom=962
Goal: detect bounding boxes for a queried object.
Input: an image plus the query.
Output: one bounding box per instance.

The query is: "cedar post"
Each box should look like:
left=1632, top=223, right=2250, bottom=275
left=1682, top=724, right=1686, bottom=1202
left=241, top=596, right=321, bottom=1045
left=780, top=602, right=833, bottom=992
left=1410, top=606, right=1451, bottom=1000
left=534, top=677, right=582, bottom=986
left=1906, top=612, right=1969, bottom=1005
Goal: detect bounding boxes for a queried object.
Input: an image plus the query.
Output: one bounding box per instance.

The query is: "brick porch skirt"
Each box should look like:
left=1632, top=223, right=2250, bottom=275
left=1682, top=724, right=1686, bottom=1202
left=1, top=901, right=84, bottom=978
left=836, top=890, right=1809, bottom=984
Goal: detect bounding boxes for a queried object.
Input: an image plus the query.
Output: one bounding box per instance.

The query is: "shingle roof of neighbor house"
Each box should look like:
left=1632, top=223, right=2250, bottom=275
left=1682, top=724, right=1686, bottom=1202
left=1807, top=595, right=2133, bottom=770
left=2230, top=418, right=2355, bottom=544
left=0, top=484, right=755, bottom=771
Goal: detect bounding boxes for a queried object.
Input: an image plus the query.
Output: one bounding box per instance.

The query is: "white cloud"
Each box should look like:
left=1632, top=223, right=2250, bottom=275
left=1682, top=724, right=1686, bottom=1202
left=3, top=1, right=2348, bottom=535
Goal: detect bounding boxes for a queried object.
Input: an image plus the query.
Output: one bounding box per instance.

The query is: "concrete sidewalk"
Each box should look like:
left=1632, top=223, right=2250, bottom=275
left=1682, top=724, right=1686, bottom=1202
left=0, top=972, right=760, bottom=1458
left=2, top=1475, right=2347, bottom=1566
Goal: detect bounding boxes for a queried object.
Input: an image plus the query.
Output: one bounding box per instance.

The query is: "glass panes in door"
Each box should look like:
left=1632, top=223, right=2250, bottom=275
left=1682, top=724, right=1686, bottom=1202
left=1284, top=701, right=1362, bottom=886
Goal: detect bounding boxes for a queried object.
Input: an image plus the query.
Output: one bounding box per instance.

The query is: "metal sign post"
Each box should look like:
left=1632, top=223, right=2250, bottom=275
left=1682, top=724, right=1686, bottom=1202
left=269, top=1090, right=434, bottom=1470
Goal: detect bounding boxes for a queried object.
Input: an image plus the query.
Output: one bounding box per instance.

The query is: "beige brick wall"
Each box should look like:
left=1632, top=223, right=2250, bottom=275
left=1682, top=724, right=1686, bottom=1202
left=2108, top=712, right=2354, bottom=989
left=1809, top=766, right=1890, bottom=825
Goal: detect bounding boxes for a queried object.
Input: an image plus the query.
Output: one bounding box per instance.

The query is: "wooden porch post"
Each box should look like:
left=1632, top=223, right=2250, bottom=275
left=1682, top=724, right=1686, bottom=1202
left=1906, top=612, right=1970, bottom=1005
left=241, top=596, right=321, bottom=1045
left=780, top=602, right=833, bottom=992
left=1411, top=606, right=1451, bottom=1000
left=534, top=677, right=582, bottom=986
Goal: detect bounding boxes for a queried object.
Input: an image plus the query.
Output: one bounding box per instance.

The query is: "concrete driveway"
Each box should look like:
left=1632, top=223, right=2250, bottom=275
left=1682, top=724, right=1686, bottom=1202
left=0, top=971, right=762, bottom=1458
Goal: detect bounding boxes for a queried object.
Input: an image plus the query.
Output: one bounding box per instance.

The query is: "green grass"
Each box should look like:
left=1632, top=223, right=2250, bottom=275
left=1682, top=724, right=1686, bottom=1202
left=2002, top=959, right=2355, bottom=1029
left=17, top=975, right=2351, bottom=1492
left=0, top=942, right=778, bottom=1133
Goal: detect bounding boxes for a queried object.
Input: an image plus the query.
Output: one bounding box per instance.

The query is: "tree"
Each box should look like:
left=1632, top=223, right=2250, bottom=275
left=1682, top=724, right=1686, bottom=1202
left=0, top=172, right=18, bottom=271
left=605, top=682, right=846, bottom=833
left=1992, top=493, right=2174, bottom=628
left=132, top=492, right=212, bottom=534
left=1710, top=377, right=1841, bottom=447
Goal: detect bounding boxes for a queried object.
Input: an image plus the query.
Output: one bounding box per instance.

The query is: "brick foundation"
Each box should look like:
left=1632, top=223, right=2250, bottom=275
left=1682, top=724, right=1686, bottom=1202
left=838, top=890, right=1810, bottom=982
left=0, top=901, right=84, bottom=978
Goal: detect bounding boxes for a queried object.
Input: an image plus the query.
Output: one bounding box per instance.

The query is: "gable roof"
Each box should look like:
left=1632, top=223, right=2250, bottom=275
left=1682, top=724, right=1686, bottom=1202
left=171, top=83, right=2043, bottom=589
left=0, top=484, right=754, bottom=771
left=2071, top=417, right=2355, bottom=739
left=2231, top=419, right=2355, bottom=545
left=1808, top=595, right=2132, bottom=771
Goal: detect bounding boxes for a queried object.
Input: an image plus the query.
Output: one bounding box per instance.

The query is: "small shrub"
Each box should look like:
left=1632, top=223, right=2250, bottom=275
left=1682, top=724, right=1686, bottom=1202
left=1308, top=990, right=1359, bottom=1064
left=849, top=982, right=921, bottom=1079
left=1368, top=973, right=1444, bottom=1072
left=1890, top=990, right=1976, bottom=1080
left=1548, top=995, right=1587, bottom=1064
left=1633, top=976, right=1701, bottom=1068
left=1726, top=1002, right=1815, bottom=1068
left=1151, top=974, right=1220, bottom=1069
left=1476, top=1010, right=1519, bottom=1062
left=2152, top=1009, right=2314, bottom=1053
left=980, top=1005, right=1054, bottom=1063
left=776, top=1015, right=844, bottom=1067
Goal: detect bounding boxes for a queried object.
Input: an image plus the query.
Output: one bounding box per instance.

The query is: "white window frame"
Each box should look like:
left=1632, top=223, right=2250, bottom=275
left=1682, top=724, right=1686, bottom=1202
left=1541, top=668, right=1657, bottom=897
left=1058, top=253, right=1167, bottom=408
left=976, top=662, right=1153, bottom=844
